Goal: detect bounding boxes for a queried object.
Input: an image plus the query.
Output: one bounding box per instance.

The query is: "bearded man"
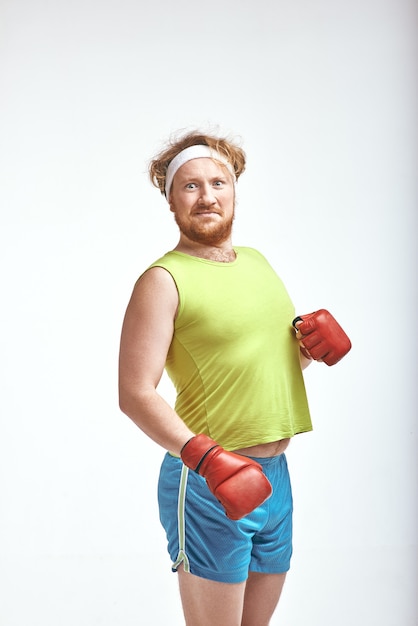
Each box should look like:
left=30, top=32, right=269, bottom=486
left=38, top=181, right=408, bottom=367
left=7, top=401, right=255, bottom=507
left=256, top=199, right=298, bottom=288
left=118, top=130, right=351, bottom=626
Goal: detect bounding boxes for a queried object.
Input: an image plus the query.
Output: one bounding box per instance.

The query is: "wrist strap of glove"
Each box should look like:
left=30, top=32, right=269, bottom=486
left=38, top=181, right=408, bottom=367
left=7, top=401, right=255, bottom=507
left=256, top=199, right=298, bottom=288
left=181, top=434, right=219, bottom=473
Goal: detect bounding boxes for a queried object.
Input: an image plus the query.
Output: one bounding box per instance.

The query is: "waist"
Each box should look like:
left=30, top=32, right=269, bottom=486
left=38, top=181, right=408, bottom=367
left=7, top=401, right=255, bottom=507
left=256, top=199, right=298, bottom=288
left=233, top=438, right=290, bottom=458
left=169, top=438, right=291, bottom=459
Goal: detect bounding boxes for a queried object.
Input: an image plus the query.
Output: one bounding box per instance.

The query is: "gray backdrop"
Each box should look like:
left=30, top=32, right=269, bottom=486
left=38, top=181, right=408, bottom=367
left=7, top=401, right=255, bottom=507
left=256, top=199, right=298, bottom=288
left=1, top=0, right=417, bottom=624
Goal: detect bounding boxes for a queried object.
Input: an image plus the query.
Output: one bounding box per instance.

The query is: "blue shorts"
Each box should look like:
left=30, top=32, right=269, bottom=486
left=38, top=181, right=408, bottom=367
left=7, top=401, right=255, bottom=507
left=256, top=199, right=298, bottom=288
left=157, top=452, right=293, bottom=583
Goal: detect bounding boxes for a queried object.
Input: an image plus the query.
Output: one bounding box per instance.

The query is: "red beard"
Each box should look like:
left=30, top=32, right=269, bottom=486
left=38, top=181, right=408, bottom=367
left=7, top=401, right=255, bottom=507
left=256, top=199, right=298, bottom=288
left=173, top=211, right=234, bottom=246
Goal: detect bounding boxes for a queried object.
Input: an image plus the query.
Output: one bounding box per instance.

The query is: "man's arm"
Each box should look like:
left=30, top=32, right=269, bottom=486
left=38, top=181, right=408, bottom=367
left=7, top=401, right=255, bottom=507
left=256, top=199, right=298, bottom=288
left=293, top=310, right=351, bottom=366
left=118, top=266, right=194, bottom=455
left=299, top=350, right=313, bottom=370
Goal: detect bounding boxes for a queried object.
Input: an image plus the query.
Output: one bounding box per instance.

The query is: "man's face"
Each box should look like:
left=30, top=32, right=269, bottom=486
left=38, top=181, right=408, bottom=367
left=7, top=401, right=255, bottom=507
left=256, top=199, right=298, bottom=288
left=168, top=158, right=235, bottom=246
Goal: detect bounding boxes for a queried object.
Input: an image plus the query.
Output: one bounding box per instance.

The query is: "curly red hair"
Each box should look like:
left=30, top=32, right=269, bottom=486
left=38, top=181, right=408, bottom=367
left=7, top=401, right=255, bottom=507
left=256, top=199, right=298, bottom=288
left=149, top=130, right=246, bottom=196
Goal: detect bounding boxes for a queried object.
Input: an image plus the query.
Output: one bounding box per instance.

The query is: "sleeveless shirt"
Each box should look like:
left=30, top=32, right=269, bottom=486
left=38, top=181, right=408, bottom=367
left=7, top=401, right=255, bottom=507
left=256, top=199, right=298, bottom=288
left=148, top=246, right=312, bottom=451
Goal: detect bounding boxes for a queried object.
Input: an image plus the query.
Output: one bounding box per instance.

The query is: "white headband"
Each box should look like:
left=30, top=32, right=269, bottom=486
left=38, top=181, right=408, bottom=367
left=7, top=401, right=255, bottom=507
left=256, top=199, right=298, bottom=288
left=165, top=144, right=235, bottom=198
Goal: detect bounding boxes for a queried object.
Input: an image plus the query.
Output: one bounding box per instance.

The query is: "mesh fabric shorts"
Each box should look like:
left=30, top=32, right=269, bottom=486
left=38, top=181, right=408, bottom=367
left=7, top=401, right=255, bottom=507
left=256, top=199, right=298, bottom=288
left=157, top=451, right=293, bottom=583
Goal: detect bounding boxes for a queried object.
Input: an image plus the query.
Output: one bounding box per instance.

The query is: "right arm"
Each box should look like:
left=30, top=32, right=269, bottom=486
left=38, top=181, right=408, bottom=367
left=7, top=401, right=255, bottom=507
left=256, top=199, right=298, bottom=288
left=119, top=266, right=274, bottom=519
left=118, top=266, right=194, bottom=455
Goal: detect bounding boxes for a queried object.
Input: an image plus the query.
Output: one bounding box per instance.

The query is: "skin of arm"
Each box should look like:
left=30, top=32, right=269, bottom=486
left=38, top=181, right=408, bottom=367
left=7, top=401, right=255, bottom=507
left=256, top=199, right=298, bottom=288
left=118, top=266, right=194, bottom=456
left=299, top=352, right=313, bottom=370
left=294, top=320, right=313, bottom=370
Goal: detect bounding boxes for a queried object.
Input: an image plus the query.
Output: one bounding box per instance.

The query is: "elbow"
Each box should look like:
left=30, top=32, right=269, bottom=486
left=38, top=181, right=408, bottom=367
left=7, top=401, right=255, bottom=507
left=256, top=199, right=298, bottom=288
left=118, top=383, right=136, bottom=418
left=118, top=383, right=154, bottom=421
left=118, top=394, right=130, bottom=417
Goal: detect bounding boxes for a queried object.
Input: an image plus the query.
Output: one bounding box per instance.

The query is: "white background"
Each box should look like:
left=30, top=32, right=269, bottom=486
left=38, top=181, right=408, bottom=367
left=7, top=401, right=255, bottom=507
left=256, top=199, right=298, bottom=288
left=1, top=0, right=417, bottom=624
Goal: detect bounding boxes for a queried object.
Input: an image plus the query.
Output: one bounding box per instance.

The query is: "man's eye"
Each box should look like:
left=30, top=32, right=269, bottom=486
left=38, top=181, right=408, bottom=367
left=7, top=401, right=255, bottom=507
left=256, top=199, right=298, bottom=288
left=213, top=180, right=224, bottom=187
left=186, top=183, right=197, bottom=189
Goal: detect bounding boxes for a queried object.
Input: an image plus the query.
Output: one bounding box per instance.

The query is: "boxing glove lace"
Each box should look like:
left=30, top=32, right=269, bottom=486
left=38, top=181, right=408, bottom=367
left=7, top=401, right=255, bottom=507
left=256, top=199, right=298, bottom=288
left=293, top=309, right=351, bottom=366
left=181, top=434, right=272, bottom=520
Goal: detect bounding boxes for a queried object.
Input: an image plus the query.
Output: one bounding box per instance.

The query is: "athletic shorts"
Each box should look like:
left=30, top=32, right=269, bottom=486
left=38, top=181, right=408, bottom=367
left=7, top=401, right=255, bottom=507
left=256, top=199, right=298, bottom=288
left=157, top=452, right=293, bottom=583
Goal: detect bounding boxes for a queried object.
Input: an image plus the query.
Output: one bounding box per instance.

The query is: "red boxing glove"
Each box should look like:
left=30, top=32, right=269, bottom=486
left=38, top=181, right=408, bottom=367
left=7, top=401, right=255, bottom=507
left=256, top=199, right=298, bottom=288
left=181, top=434, right=272, bottom=520
left=292, top=309, right=352, bottom=366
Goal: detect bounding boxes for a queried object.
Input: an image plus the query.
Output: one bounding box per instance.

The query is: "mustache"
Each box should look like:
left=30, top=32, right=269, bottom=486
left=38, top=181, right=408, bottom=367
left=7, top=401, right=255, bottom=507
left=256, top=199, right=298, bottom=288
left=173, top=211, right=235, bottom=246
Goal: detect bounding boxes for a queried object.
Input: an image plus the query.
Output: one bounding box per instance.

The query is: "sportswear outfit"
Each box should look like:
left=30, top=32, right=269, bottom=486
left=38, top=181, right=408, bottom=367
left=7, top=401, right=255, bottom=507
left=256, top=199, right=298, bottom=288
left=147, top=247, right=312, bottom=582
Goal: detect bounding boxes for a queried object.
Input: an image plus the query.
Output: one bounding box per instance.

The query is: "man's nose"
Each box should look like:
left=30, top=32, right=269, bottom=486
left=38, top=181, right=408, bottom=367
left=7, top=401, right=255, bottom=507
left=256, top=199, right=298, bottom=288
left=198, top=184, right=216, bottom=205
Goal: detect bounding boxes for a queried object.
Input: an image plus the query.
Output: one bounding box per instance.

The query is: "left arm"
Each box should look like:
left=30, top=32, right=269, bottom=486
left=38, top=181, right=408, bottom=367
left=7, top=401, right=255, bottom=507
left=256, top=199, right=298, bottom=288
left=293, top=309, right=352, bottom=366
left=299, top=348, right=313, bottom=370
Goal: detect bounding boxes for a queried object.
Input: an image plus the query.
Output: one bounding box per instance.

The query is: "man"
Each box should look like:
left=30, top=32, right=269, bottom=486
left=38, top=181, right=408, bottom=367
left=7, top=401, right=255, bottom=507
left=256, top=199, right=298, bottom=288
left=118, top=131, right=351, bottom=625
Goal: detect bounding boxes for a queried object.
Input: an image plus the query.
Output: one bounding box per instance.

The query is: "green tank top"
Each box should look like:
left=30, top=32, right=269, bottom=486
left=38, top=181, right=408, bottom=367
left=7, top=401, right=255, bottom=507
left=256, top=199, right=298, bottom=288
left=149, top=247, right=312, bottom=450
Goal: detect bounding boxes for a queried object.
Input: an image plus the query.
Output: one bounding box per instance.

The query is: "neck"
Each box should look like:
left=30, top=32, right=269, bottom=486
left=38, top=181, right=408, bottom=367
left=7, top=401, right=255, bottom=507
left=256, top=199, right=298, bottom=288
left=174, top=237, right=236, bottom=263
